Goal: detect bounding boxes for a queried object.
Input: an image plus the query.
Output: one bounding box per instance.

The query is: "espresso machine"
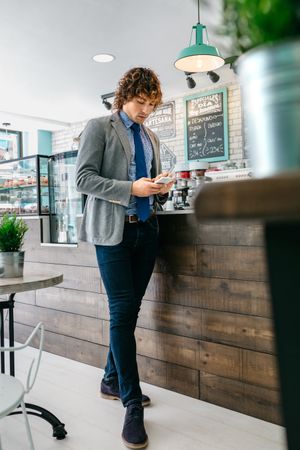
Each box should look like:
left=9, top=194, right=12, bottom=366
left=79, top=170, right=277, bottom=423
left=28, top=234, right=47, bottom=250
left=167, top=161, right=210, bottom=210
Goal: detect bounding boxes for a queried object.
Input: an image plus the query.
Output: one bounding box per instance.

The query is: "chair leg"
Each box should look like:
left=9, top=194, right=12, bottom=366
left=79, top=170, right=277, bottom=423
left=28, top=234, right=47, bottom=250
left=20, top=400, right=35, bottom=450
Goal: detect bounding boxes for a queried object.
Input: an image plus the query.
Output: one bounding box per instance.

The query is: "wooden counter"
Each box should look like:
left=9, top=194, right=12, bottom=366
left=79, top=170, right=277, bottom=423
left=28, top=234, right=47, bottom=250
left=194, top=170, right=300, bottom=450
left=2, top=211, right=281, bottom=425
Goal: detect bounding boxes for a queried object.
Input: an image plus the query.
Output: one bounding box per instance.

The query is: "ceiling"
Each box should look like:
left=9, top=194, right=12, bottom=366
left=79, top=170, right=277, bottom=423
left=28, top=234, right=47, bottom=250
left=0, top=0, right=236, bottom=130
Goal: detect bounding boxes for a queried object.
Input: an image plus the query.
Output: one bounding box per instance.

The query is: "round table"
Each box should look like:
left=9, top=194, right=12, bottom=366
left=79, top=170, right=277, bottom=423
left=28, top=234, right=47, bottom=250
left=0, top=271, right=67, bottom=440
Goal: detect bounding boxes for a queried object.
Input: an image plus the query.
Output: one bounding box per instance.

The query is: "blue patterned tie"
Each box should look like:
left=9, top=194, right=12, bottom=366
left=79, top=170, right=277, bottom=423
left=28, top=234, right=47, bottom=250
left=131, top=122, right=150, bottom=221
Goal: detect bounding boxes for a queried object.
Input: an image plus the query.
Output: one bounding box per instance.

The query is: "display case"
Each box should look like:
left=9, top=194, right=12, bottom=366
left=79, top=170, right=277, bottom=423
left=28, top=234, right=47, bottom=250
left=0, top=155, right=49, bottom=215
left=48, top=150, right=83, bottom=244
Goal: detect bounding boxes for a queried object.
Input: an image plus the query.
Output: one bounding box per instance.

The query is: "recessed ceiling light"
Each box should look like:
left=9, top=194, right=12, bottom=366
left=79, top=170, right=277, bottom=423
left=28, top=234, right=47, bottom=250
left=92, top=53, right=115, bottom=63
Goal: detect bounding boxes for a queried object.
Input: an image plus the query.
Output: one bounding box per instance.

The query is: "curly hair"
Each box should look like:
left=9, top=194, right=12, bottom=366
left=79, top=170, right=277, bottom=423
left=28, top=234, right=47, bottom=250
left=113, top=67, right=162, bottom=111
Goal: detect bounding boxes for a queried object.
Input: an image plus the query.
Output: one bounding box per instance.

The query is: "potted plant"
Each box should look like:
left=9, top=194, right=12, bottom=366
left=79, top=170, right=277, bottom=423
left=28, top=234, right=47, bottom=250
left=0, top=213, right=28, bottom=278
left=223, top=0, right=300, bottom=177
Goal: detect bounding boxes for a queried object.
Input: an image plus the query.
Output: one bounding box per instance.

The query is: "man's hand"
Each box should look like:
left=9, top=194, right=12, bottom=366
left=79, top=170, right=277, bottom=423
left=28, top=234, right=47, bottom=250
left=153, top=172, right=175, bottom=195
left=131, top=177, right=163, bottom=197
left=158, top=180, right=174, bottom=195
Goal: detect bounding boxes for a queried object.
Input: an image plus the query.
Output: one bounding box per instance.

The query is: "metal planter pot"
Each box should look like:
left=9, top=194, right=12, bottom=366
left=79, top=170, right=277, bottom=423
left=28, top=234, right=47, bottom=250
left=238, top=39, right=300, bottom=177
left=0, top=251, right=25, bottom=278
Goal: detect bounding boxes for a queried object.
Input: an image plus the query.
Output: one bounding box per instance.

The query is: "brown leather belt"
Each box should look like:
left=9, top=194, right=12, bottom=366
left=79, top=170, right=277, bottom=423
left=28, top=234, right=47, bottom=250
left=125, top=212, right=156, bottom=224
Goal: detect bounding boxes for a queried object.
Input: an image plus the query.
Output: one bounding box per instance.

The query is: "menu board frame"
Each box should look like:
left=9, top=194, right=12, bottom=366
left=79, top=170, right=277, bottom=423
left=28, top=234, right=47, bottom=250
left=184, top=87, right=229, bottom=163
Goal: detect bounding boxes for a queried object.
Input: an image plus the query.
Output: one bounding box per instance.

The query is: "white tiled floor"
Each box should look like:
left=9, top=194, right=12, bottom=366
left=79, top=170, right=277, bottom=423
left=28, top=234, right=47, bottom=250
left=0, top=346, right=287, bottom=450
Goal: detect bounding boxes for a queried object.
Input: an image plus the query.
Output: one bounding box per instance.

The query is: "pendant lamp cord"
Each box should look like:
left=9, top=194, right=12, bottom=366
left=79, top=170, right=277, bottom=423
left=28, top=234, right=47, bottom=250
left=197, top=0, right=200, bottom=24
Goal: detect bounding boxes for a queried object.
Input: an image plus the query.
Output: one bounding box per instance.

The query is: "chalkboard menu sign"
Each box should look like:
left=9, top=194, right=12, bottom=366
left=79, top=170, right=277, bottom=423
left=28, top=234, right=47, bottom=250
left=184, top=88, right=228, bottom=162
left=144, top=101, right=176, bottom=139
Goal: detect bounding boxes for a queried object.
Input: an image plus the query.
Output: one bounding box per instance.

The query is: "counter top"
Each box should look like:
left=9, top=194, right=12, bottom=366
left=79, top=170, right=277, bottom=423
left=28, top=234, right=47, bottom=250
left=0, top=272, right=63, bottom=295
left=157, top=209, right=194, bottom=215
left=76, top=210, right=194, bottom=218
left=194, top=170, right=300, bottom=221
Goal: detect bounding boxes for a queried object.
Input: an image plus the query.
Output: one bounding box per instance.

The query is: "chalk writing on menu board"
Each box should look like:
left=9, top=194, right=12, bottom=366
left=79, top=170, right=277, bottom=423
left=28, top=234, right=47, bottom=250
left=185, top=89, right=228, bottom=162
left=144, top=101, right=176, bottom=139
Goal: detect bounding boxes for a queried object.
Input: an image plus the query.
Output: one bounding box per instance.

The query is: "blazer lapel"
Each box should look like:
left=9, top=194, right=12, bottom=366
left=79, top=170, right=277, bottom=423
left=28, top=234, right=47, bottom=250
left=110, top=113, right=132, bottom=166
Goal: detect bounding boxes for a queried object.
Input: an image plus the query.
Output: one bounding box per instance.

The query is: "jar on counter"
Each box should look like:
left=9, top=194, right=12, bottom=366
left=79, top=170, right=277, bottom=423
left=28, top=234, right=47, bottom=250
left=173, top=189, right=184, bottom=209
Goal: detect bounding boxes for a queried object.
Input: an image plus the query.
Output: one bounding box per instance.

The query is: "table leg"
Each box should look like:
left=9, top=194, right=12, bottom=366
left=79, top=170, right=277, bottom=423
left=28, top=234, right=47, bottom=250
left=10, top=403, right=67, bottom=439
left=8, top=294, right=15, bottom=376
left=265, top=222, right=300, bottom=450
left=3, top=293, right=68, bottom=439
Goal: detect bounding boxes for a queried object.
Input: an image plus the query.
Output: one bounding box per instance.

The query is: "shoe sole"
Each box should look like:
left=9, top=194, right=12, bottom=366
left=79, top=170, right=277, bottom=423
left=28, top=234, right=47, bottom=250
left=100, top=392, right=151, bottom=407
left=122, top=437, right=148, bottom=449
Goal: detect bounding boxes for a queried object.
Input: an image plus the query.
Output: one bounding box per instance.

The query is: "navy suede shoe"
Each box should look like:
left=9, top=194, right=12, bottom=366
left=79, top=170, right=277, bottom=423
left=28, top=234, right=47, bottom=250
left=122, top=403, right=148, bottom=449
left=100, top=379, right=151, bottom=407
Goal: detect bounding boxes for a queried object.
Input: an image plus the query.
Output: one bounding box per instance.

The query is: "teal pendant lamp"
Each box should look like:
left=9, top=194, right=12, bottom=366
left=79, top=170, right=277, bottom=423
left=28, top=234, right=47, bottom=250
left=175, top=0, right=224, bottom=73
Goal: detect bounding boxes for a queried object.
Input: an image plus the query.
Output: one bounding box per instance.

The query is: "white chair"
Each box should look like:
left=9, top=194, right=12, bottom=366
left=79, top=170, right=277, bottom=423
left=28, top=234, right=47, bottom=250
left=0, top=322, right=44, bottom=450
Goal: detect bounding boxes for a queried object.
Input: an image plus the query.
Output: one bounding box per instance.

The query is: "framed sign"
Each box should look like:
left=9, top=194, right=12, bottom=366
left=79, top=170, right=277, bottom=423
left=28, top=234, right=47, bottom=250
left=160, top=143, right=177, bottom=172
left=184, top=88, right=228, bottom=162
left=0, top=129, right=22, bottom=160
left=144, top=101, right=176, bottom=139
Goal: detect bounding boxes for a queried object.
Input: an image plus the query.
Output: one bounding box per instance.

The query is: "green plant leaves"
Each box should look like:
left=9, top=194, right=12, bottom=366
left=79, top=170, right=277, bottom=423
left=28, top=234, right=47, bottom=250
left=0, top=213, right=28, bottom=252
left=223, top=0, right=300, bottom=53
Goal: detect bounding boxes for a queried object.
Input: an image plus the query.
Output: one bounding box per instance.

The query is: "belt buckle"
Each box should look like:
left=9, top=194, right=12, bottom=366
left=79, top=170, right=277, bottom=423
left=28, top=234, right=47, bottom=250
left=129, top=215, right=138, bottom=224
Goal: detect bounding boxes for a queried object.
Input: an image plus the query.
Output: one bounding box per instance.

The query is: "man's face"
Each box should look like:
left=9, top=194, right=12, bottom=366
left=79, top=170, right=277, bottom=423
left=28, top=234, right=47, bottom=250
left=122, top=95, right=155, bottom=124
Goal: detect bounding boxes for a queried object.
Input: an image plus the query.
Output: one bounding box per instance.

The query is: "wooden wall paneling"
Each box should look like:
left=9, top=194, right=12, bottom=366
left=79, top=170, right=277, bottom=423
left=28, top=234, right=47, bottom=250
left=199, top=340, right=241, bottom=380
left=135, top=327, right=200, bottom=369
left=12, top=302, right=105, bottom=346
left=26, top=262, right=102, bottom=293
left=196, top=222, right=265, bottom=247
left=242, top=349, right=280, bottom=389
left=13, top=322, right=108, bottom=369
left=243, top=382, right=282, bottom=425
left=165, top=275, right=272, bottom=317
left=14, top=290, right=36, bottom=305
left=202, top=310, right=275, bottom=353
left=158, top=245, right=197, bottom=275
left=35, top=286, right=108, bottom=319
left=197, top=245, right=268, bottom=281
left=138, top=300, right=202, bottom=339
left=144, top=272, right=167, bottom=302
left=158, top=214, right=198, bottom=245
left=102, top=322, right=201, bottom=370
left=137, top=354, right=168, bottom=390
left=13, top=321, right=200, bottom=399
left=25, top=243, right=97, bottom=267
left=158, top=216, right=264, bottom=247
left=137, top=355, right=199, bottom=398
left=165, top=362, right=199, bottom=398
left=97, top=317, right=241, bottom=380
left=200, top=372, right=282, bottom=425
left=13, top=215, right=280, bottom=424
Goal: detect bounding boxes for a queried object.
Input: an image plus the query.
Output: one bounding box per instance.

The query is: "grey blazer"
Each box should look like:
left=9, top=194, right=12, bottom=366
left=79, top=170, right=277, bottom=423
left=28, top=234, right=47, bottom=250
left=75, top=112, right=162, bottom=245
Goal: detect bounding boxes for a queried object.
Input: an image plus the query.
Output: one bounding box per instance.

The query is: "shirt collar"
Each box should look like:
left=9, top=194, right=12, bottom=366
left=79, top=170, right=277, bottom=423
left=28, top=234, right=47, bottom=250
left=119, top=110, right=134, bottom=129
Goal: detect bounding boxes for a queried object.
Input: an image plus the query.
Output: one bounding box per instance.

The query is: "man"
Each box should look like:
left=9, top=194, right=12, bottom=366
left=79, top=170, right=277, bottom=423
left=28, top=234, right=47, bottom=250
left=76, top=67, right=173, bottom=449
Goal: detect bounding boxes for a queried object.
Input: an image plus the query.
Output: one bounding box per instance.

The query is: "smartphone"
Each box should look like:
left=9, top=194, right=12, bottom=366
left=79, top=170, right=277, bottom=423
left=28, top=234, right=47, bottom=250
left=154, top=176, right=173, bottom=184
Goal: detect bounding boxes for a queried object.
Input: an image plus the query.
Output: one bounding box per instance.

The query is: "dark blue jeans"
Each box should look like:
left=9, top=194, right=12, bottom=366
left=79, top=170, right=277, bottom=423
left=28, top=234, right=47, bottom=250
left=95, top=215, right=159, bottom=407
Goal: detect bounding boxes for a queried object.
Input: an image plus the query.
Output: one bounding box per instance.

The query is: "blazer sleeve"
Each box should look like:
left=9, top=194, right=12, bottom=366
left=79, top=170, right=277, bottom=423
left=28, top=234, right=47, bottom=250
left=75, top=118, right=132, bottom=207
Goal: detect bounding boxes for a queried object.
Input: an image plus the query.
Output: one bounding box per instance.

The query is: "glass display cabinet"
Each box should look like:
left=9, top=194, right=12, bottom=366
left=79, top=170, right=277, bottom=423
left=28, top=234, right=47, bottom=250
left=0, top=155, right=49, bottom=215
left=48, top=150, right=83, bottom=244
